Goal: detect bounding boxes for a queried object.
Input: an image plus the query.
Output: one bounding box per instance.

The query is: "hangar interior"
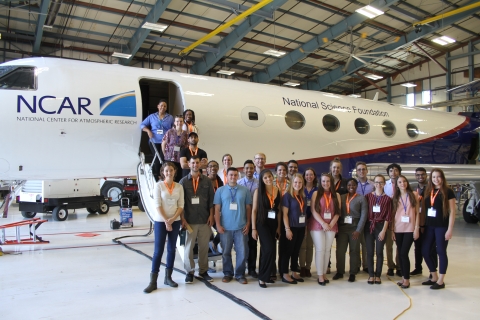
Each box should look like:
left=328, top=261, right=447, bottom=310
left=1, top=1, right=480, bottom=319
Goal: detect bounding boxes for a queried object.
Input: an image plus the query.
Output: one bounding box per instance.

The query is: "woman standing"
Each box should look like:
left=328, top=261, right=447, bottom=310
left=161, top=115, right=188, bottom=182
left=219, top=154, right=233, bottom=185
left=334, top=179, right=368, bottom=283
left=251, top=169, right=281, bottom=288
left=364, top=174, right=392, bottom=285
left=392, top=175, right=420, bottom=289
left=280, top=173, right=307, bottom=284
left=299, top=168, right=317, bottom=278
left=309, top=173, right=341, bottom=286
left=422, top=169, right=456, bottom=290
left=182, top=109, right=198, bottom=133
left=144, top=162, right=184, bottom=293
left=274, top=162, right=290, bottom=196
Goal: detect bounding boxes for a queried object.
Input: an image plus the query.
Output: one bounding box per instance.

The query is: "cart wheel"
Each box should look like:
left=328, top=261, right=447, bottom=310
left=101, top=181, right=123, bottom=206
left=97, top=202, right=109, bottom=214
left=52, top=206, right=68, bottom=221
left=86, top=207, right=97, bottom=214
left=463, top=198, right=479, bottom=223
left=21, top=211, right=36, bottom=218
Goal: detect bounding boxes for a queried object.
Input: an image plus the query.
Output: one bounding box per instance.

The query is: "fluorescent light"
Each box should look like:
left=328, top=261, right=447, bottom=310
left=264, top=49, right=286, bottom=57
left=365, top=74, right=383, bottom=80
left=284, top=82, right=300, bottom=87
left=323, top=93, right=342, bottom=99
left=43, top=25, right=53, bottom=29
left=142, top=22, right=168, bottom=33
left=401, top=83, right=417, bottom=87
left=348, top=94, right=361, bottom=98
left=112, top=52, right=132, bottom=59
left=216, top=70, right=235, bottom=75
left=432, top=36, right=456, bottom=46
left=355, top=5, right=384, bottom=18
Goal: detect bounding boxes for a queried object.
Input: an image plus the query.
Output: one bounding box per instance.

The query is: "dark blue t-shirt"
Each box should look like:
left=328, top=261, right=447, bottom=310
left=282, top=192, right=307, bottom=228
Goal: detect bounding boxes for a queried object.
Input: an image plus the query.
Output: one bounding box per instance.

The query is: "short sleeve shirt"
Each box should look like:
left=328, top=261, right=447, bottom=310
left=425, top=188, right=455, bottom=228
left=162, top=128, right=188, bottom=162
left=214, top=184, right=252, bottom=231
left=394, top=192, right=419, bottom=233
left=140, top=113, right=174, bottom=143
left=179, top=147, right=208, bottom=177
left=282, top=193, right=307, bottom=228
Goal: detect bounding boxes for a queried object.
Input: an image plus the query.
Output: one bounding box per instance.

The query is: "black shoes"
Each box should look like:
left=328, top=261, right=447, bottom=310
left=282, top=277, right=297, bottom=284
left=291, top=274, right=304, bottom=282
left=318, top=279, right=326, bottom=286
left=199, top=272, right=213, bottom=282
left=430, top=282, right=445, bottom=290
left=248, top=270, right=258, bottom=278
left=185, top=273, right=194, bottom=284
left=387, top=269, right=394, bottom=276
left=348, top=275, right=355, bottom=282
left=401, top=283, right=410, bottom=289
left=367, top=277, right=374, bottom=285
left=410, top=269, right=422, bottom=276
left=396, top=270, right=403, bottom=277
left=258, top=280, right=267, bottom=288
left=332, top=273, right=343, bottom=280
left=363, top=267, right=369, bottom=273
left=422, top=279, right=436, bottom=285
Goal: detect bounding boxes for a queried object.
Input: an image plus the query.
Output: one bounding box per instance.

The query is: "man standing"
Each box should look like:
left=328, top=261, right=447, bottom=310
left=287, top=160, right=299, bottom=180
left=355, top=161, right=375, bottom=273
left=179, top=132, right=208, bottom=179
left=384, top=163, right=402, bottom=277
left=237, top=160, right=259, bottom=278
left=214, top=168, right=252, bottom=284
left=253, top=153, right=266, bottom=180
left=180, top=156, right=215, bottom=283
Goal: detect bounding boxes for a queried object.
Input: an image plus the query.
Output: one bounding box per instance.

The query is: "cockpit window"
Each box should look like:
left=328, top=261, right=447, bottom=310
left=0, top=66, right=37, bottom=90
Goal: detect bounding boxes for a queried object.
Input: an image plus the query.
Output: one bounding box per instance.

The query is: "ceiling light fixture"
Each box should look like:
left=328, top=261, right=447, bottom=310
left=264, top=49, right=286, bottom=57
left=365, top=74, right=383, bottom=80
left=112, top=52, right=132, bottom=59
left=348, top=94, right=361, bottom=98
left=142, top=22, right=168, bottom=33
left=355, top=5, right=384, bottom=19
left=216, top=70, right=235, bottom=75
left=431, top=36, right=456, bottom=46
left=401, top=83, right=417, bottom=87
left=284, top=81, right=300, bottom=87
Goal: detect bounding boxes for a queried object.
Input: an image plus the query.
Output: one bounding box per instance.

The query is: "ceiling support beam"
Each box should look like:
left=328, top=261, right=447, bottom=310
left=301, top=0, right=480, bottom=91
left=190, top=0, right=288, bottom=75
left=355, top=72, right=388, bottom=94
left=413, top=42, right=447, bottom=72
left=120, top=0, right=172, bottom=65
left=32, top=0, right=51, bottom=53
left=251, top=0, right=401, bottom=84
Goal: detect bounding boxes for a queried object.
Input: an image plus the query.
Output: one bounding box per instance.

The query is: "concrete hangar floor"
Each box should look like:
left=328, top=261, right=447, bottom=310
left=1, top=204, right=478, bottom=320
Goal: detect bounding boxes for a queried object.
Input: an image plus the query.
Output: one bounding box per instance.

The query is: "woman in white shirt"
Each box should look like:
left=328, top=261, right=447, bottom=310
left=144, top=162, right=185, bottom=293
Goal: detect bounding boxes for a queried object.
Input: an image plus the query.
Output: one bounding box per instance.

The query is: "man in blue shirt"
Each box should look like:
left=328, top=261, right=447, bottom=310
left=253, top=153, right=266, bottom=180
left=140, top=99, right=174, bottom=181
left=237, top=160, right=259, bottom=278
left=214, top=167, right=252, bottom=284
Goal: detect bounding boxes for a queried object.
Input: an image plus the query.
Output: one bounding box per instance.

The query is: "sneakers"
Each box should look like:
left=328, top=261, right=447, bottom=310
left=199, top=272, right=213, bottom=282
left=185, top=273, right=194, bottom=284
left=410, top=269, right=422, bottom=276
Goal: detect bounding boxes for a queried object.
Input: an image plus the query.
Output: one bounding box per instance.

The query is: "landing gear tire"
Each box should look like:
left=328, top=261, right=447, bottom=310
left=101, top=182, right=123, bottom=206
left=138, top=197, right=145, bottom=212
left=21, top=211, right=36, bottom=218
left=463, top=198, right=479, bottom=224
left=86, top=207, right=97, bottom=214
left=97, top=202, right=109, bottom=214
left=52, top=206, right=68, bottom=221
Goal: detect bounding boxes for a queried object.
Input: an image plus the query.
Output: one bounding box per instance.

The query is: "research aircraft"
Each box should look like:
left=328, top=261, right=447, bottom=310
left=1, top=57, right=480, bottom=223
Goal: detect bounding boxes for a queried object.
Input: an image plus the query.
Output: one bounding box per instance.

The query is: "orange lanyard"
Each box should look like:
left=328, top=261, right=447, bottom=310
left=266, top=189, right=275, bottom=209
left=223, top=170, right=227, bottom=184
left=295, top=194, right=304, bottom=213
left=192, top=176, right=199, bottom=195
left=189, top=146, right=198, bottom=157
left=188, top=123, right=194, bottom=133
left=277, top=179, right=287, bottom=195
left=430, top=189, right=440, bottom=207
left=164, top=181, right=175, bottom=195
left=323, top=193, right=332, bottom=212
left=335, top=180, right=341, bottom=191
left=346, top=193, right=357, bottom=214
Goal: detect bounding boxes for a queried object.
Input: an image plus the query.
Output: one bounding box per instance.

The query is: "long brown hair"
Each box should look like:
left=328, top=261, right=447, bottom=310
left=392, top=175, right=417, bottom=213
left=425, top=168, right=452, bottom=218
left=287, top=173, right=305, bottom=198
left=315, top=173, right=340, bottom=216
left=256, top=169, right=275, bottom=224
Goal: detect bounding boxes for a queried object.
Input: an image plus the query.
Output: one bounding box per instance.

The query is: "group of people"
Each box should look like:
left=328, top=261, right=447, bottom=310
left=140, top=100, right=456, bottom=293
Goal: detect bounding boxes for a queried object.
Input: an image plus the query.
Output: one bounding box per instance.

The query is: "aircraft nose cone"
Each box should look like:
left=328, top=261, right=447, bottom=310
left=0, top=158, right=10, bottom=173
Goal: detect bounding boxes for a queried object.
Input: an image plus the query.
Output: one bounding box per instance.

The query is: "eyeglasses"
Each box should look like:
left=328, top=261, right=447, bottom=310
left=357, top=168, right=367, bottom=171
left=255, top=157, right=265, bottom=161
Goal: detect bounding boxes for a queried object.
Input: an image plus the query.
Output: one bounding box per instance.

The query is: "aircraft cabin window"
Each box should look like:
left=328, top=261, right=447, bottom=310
left=322, top=114, right=340, bottom=132
left=249, top=112, right=258, bottom=121
left=285, top=110, right=305, bottom=130
left=0, top=66, right=36, bottom=90
left=354, top=118, right=370, bottom=134
left=241, top=106, right=265, bottom=128
left=382, top=120, right=396, bottom=137
left=407, top=123, right=419, bottom=138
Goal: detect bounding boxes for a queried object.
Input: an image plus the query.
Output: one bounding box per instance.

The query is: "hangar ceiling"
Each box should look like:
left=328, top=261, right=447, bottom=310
left=0, top=0, right=479, bottom=94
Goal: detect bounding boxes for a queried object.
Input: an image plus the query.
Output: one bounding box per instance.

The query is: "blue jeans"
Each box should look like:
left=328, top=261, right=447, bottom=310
left=423, top=226, right=449, bottom=274
left=220, top=229, right=248, bottom=278
left=151, top=220, right=181, bottom=273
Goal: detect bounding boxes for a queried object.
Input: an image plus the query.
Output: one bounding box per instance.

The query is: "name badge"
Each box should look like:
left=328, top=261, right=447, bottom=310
left=373, top=205, right=381, bottom=213
left=268, top=211, right=276, bottom=219
left=307, top=200, right=311, bottom=206
left=428, top=208, right=436, bottom=217
left=230, top=203, right=238, bottom=210
left=191, top=197, right=200, bottom=205
left=401, top=216, right=410, bottom=223
left=174, top=145, right=180, bottom=152
left=324, top=212, right=332, bottom=220
left=299, top=216, right=306, bottom=224
left=344, top=216, right=352, bottom=224
left=419, top=207, right=422, bottom=213
left=167, top=198, right=176, bottom=205
left=156, top=129, right=163, bottom=135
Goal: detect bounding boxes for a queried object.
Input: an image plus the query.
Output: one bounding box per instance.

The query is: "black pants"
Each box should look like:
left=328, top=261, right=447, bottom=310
left=247, top=227, right=258, bottom=272
left=395, top=232, right=414, bottom=280
left=280, top=227, right=305, bottom=275
left=336, top=224, right=360, bottom=275
left=365, top=223, right=386, bottom=277
left=413, top=228, right=437, bottom=271
left=149, top=142, right=164, bottom=180
left=257, top=219, right=277, bottom=282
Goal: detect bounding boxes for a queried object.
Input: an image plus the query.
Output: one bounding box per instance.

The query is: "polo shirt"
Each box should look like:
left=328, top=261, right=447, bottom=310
left=214, top=184, right=252, bottom=231
left=140, top=112, right=173, bottom=143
